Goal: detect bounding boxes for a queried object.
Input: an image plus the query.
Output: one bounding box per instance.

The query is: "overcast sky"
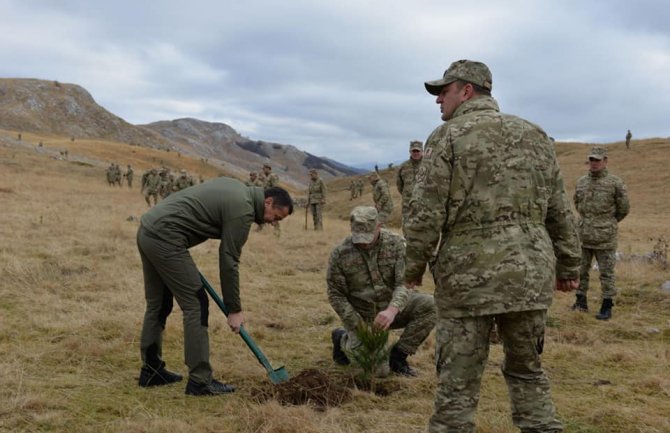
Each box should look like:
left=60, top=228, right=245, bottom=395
left=1, top=0, right=669, bottom=165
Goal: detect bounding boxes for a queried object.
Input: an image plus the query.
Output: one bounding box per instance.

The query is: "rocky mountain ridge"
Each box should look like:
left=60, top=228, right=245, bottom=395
left=0, top=78, right=363, bottom=187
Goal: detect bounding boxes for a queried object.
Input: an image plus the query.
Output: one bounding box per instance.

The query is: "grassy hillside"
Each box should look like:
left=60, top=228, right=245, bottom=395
left=0, top=129, right=668, bottom=433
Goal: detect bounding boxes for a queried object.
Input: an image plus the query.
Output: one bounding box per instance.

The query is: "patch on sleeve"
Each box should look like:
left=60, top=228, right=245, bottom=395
left=424, top=147, right=433, bottom=159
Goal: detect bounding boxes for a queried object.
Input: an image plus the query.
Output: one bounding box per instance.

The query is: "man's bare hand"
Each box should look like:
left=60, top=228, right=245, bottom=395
left=227, top=312, right=244, bottom=334
left=374, top=306, right=399, bottom=331
left=556, top=278, right=579, bottom=292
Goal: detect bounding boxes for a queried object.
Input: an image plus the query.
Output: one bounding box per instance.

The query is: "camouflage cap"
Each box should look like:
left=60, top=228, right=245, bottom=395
left=425, top=59, right=493, bottom=96
left=263, top=163, right=272, bottom=169
left=350, top=206, right=378, bottom=244
left=588, top=146, right=608, bottom=160
left=409, top=140, right=423, bottom=151
left=309, top=168, right=317, bottom=174
left=249, top=171, right=257, bottom=176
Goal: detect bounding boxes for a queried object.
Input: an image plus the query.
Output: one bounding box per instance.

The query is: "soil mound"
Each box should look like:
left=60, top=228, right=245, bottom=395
left=251, top=369, right=352, bottom=410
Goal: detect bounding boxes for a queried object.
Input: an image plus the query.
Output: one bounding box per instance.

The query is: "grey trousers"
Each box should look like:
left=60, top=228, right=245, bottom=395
left=137, top=225, right=212, bottom=384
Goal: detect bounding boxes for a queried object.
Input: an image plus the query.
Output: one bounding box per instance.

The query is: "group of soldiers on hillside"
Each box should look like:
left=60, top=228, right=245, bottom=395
left=106, top=163, right=133, bottom=188
left=139, top=167, right=198, bottom=207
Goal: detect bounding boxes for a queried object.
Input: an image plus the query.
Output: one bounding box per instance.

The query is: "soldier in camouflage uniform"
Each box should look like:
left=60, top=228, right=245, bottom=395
left=356, top=179, right=364, bottom=197
left=625, top=129, right=632, bottom=150
left=396, top=140, right=423, bottom=236
left=327, top=206, right=436, bottom=376
left=174, top=169, right=195, bottom=192
left=245, top=172, right=264, bottom=187
left=307, top=169, right=327, bottom=230
left=573, top=147, right=630, bottom=320
left=262, top=163, right=281, bottom=237
left=348, top=180, right=357, bottom=200
left=125, top=164, right=134, bottom=188
left=143, top=168, right=161, bottom=207
left=368, top=174, right=393, bottom=225
left=405, top=60, right=581, bottom=433
left=106, top=163, right=116, bottom=186
left=159, top=168, right=175, bottom=198
left=137, top=179, right=293, bottom=395
left=113, top=164, right=123, bottom=187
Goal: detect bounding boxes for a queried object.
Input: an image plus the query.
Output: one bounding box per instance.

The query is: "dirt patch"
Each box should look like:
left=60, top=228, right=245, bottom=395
left=251, top=368, right=400, bottom=410
left=0, top=187, right=14, bottom=194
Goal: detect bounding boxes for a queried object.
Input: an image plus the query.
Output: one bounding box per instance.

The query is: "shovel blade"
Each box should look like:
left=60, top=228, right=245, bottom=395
left=268, top=366, right=289, bottom=384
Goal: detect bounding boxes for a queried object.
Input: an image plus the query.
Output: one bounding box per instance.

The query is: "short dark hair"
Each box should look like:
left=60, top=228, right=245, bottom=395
left=264, top=187, right=294, bottom=215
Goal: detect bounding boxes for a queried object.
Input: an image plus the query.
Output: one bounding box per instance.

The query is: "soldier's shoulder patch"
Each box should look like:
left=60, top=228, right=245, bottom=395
left=424, top=147, right=433, bottom=159
left=416, top=166, right=428, bottom=183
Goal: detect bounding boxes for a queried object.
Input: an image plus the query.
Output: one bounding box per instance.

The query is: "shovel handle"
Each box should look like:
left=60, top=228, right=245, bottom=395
left=199, top=273, right=275, bottom=372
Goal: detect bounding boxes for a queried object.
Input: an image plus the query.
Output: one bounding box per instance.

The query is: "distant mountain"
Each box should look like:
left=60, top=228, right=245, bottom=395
left=0, top=78, right=364, bottom=187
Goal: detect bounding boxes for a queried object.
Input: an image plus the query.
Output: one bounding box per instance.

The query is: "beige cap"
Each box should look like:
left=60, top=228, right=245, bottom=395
left=350, top=206, right=378, bottom=244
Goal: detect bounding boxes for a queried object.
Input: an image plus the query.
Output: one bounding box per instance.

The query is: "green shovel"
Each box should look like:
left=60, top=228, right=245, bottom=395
left=199, top=272, right=289, bottom=384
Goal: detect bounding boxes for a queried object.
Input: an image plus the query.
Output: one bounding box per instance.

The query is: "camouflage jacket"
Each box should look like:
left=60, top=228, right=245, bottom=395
left=396, top=158, right=421, bottom=212
left=245, top=179, right=264, bottom=187
left=404, top=96, right=581, bottom=318
left=144, top=173, right=161, bottom=193
left=327, top=229, right=410, bottom=330
left=174, top=175, right=194, bottom=191
left=308, top=177, right=327, bottom=204
left=372, top=178, right=393, bottom=215
left=264, top=173, right=279, bottom=189
left=574, top=169, right=629, bottom=249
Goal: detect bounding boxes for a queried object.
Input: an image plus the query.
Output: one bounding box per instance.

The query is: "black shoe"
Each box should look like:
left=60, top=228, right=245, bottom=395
left=571, top=294, right=589, bottom=312
left=331, top=328, right=350, bottom=365
left=185, top=378, right=235, bottom=396
left=596, top=298, right=613, bottom=321
left=389, top=346, right=417, bottom=377
left=138, top=363, right=183, bottom=387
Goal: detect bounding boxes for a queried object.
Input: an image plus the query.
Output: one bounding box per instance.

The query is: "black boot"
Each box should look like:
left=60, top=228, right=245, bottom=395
left=138, top=362, right=183, bottom=387
left=185, top=378, right=235, bottom=396
left=389, top=346, right=417, bottom=377
left=571, top=294, right=588, bottom=312
left=331, top=328, right=350, bottom=365
left=595, top=298, right=613, bottom=321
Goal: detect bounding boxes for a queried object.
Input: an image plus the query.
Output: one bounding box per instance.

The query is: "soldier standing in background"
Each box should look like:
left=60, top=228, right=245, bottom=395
left=369, top=173, right=394, bottom=226
left=396, top=140, right=423, bottom=236
left=159, top=168, right=175, bottom=198
left=106, top=163, right=116, bottom=186
left=307, top=168, right=327, bottom=230
left=125, top=165, right=134, bottom=188
left=356, top=179, right=364, bottom=197
left=625, top=129, right=632, bottom=150
left=174, top=169, right=195, bottom=192
left=327, top=206, right=435, bottom=376
left=405, top=59, right=581, bottom=433
left=573, top=146, right=630, bottom=320
left=245, top=172, right=263, bottom=187
left=144, top=168, right=161, bottom=207
left=348, top=179, right=357, bottom=200
left=262, top=163, right=281, bottom=237
left=113, top=164, right=123, bottom=187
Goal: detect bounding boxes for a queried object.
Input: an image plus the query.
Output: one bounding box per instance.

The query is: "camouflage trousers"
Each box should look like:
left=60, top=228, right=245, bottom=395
left=340, top=292, right=436, bottom=360
left=309, top=203, right=323, bottom=230
left=429, top=310, right=562, bottom=433
left=144, top=191, right=159, bottom=207
left=578, top=248, right=617, bottom=299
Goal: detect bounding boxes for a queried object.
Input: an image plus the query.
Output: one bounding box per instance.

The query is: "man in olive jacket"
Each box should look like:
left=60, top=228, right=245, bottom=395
left=573, top=146, right=630, bottom=320
left=137, top=178, right=293, bottom=395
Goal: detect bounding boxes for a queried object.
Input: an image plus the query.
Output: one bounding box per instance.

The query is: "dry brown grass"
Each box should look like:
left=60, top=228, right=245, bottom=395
left=1, top=131, right=669, bottom=433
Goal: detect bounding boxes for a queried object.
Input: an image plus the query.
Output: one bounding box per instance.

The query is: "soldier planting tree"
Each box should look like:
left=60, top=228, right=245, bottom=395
left=327, top=206, right=435, bottom=377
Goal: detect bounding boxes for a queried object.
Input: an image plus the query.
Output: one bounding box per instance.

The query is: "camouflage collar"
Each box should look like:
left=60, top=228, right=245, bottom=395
left=589, top=168, right=608, bottom=178
left=451, top=95, right=499, bottom=119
